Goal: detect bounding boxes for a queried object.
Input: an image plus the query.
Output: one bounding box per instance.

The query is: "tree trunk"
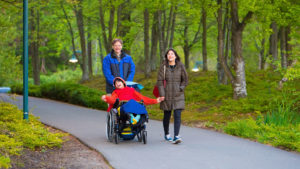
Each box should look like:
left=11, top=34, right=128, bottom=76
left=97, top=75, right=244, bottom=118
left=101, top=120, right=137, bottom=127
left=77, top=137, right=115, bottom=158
left=280, top=26, right=287, bottom=69
left=116, top=4, right=121, bottom=36
left=169, top=6, right=177, bottom=48
left=74, top=1, right=88, bottom=81
left=183, top=26, right=189, bottom=69
left=202, top=8, right=208, bottom=71
left=61, top=2, right=78, bottom=62
left=217, top=0, right=232, bottom=85
left=98, top=37, right=104, bottom=72
left=162, top=10, right=166, bottom=48
left=118, top=0, right=131, bottom=54
left=88, top=27, right=93, bottom=77
left=30, top=9, right=40, bottom=85
left=144, top=8, right=150, bottom=77
left=269, top=22, right=278, bottom=69
left=40, top=57, right=47, bottom=74
left=99, top=0, right=109, bottom=53
left=108, top=2, right=115, bottom=47
left=164, top=6, right=173, bottom=49
left=258, top=38, right=265, bottom=70
left=221, top=3, right=229, bottom=84
left=285, top=25, right=292, bottom=66
left=150, top=12, right=158, bottom=71
left=183, top=45, right=189, bottom=70
left=157, top=10, right=165, bottom=63
left=230, top=0, right=252, bottom=99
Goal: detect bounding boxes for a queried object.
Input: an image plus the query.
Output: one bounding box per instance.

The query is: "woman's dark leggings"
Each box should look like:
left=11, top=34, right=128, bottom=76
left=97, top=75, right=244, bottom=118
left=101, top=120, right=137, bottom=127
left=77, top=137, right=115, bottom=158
left=163, top=109, right=182, bottom=136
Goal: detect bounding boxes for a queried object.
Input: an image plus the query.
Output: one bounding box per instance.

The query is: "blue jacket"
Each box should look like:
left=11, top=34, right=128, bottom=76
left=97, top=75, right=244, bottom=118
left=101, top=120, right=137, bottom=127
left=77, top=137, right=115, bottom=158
left=102, top=50, right=135, bottom=93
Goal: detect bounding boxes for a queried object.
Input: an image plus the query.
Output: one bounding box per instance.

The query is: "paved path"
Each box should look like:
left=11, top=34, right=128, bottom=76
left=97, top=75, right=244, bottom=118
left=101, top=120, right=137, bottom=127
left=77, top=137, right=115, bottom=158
left=1, top=94, right=300, bottom=169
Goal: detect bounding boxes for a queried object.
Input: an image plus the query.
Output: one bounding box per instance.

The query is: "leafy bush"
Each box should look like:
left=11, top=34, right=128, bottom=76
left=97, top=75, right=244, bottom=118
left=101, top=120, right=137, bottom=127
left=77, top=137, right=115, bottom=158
left=0, top=51, right=22, bottom=86
left=11, top=82, right=107, bottom=110
left=0, top=102, right=65, bottom=168
left=10, top=84, right=41, bottom=97
left=28, top=68, right=82, bottom=85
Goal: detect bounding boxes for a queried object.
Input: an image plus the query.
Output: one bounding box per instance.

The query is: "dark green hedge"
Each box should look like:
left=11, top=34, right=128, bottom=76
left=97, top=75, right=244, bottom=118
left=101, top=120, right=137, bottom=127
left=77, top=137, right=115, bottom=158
left=11, top=82, right=107, bottom=110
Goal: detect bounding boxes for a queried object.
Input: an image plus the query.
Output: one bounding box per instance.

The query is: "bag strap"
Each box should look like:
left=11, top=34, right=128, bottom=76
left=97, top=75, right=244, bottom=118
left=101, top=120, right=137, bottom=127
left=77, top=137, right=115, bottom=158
left=163, top=65, right=166, bottom=80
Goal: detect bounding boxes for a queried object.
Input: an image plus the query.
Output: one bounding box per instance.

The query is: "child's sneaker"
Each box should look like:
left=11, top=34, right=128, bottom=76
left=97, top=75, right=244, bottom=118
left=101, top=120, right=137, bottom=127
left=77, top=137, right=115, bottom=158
left=172, top=136, right=182, bottom=144
left=164, top=134, right=172, bottom=142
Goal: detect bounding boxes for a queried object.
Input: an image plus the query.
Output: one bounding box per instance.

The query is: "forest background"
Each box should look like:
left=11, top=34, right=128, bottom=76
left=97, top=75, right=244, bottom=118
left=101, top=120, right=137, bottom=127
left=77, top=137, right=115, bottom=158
left=0, top=0, right=300, bottom=155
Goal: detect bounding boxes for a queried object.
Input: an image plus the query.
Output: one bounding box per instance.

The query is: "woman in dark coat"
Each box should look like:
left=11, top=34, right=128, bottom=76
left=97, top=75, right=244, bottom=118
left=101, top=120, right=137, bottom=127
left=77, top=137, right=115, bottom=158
left=157, top=48, right=188, bottom=144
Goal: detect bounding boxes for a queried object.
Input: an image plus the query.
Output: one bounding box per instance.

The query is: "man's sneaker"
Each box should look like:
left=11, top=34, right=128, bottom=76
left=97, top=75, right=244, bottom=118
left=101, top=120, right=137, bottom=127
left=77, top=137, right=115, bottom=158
left=173, top=136, right=182, bottom=144
left=164, top=134, right=173, bottom=142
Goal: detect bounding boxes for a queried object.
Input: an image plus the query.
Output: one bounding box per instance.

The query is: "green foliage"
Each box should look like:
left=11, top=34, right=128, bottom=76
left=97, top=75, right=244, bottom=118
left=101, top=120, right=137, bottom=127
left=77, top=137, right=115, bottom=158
left=285, top=61, right=300, bottom=81
left=0, top=54, right=22, bottom=86
left=10, top=84, right=42, bottom=97
left=224, top=89, right=300, bottom=151
left=11, top=82, right=107, bottom=110
left=0, top=102, right=65, bottom=168
left=0, top=155, right=11, bottom=169
left=224, top=118, right=300, bottom=152
left=263, top=91, right=300, bottom=126
left=30, top=67, right=82, bottom=85
left=224, top=118, right=260, bottom=138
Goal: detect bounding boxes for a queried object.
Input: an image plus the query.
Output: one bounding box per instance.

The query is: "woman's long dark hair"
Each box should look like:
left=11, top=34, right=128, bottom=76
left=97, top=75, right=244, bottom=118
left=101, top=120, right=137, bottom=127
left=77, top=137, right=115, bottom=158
left=164, top=48, right=181, bottom=62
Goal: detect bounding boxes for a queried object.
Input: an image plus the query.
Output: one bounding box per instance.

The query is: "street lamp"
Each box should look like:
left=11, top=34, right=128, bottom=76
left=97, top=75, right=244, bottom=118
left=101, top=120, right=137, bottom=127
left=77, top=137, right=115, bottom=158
left=192, top=61, right=203, bottom=72
left=69, top=54, right=78, bottom=63
left=192, top=66, right=199, bottom=72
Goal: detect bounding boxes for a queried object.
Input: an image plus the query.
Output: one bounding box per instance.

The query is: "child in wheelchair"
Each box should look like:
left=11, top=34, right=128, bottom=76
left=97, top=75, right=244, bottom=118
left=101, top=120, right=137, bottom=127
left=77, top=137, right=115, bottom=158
left=101, top=77, right=164, bottom=143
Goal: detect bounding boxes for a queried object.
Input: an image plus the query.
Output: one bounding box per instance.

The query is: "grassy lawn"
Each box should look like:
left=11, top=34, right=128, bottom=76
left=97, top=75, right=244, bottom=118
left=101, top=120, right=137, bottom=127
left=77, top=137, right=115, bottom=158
left=82, top=70, right=300, bottom=152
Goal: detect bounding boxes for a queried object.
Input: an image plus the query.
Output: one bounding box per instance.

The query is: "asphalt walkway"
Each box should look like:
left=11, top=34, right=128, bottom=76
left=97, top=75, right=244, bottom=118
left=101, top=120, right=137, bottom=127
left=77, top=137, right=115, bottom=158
left=1, top=94, right=300, bottom=169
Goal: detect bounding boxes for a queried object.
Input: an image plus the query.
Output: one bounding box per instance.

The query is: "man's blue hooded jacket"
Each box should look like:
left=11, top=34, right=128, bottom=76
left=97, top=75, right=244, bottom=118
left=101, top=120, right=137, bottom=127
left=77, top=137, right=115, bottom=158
left=102, top=50, right=135, bottom=93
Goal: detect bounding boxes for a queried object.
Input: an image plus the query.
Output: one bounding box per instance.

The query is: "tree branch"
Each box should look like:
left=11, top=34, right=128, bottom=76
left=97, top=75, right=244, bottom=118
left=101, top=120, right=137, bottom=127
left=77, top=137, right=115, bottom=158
left=0, top=0, right=21, bottom=9
left=239, top=11, right=253, bottom=30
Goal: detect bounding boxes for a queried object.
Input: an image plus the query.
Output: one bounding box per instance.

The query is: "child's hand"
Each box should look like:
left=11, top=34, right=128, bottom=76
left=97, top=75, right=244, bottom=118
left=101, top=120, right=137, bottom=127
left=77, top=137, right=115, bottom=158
left=157, top=98, right=161, bottom=103
left=101, top=95, right=107, bottom=102
left=157, top=97, right=165, bottom=103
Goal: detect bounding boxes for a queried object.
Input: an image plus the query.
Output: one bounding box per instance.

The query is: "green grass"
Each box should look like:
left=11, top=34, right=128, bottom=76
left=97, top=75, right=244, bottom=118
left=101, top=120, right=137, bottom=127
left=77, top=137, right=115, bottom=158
left=224, top=118, right=300, bottom=152
left=82, top=70, right=300, bottom=151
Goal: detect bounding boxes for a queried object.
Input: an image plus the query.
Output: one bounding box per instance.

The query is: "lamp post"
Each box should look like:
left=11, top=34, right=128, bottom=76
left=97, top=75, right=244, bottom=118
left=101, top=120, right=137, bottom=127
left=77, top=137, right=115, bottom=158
left=69, top=54, right=78, bottom=63
left=23, top=0, right=28, bottom=120
left=69, top=52, right=79, bottom=71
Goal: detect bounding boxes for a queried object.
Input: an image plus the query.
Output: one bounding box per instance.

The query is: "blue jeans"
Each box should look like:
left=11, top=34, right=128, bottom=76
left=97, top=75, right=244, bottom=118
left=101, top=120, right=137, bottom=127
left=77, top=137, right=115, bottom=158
left=163, top=109, right=182, bottom=136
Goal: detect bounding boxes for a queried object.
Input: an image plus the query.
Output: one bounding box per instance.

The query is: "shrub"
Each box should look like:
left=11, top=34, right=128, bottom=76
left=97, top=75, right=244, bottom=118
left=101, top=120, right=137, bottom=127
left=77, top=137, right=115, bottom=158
left=0, top=102, right=65, bottom=168
left=11, top=82, right=107, bottom=110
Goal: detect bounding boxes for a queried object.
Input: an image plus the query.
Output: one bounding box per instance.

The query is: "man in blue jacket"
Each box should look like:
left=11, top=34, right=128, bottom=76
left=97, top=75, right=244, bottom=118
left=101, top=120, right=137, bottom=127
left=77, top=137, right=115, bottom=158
left=102, top=39, right=135, bottom=94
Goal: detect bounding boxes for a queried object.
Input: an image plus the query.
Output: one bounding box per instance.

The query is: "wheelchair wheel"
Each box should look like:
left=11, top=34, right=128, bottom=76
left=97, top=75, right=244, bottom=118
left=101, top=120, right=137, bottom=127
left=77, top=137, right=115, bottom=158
left=112, top=111, right=119, bottom=144
left=114, top=132, right=119, bottom=144
left=106, top=113, right=113, bottom=142
left=142, top=130, right=147, bottom=144
left=137, top=131, right=142, bottom=142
